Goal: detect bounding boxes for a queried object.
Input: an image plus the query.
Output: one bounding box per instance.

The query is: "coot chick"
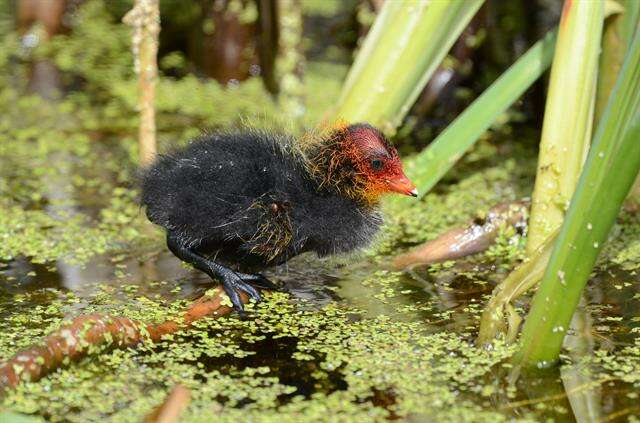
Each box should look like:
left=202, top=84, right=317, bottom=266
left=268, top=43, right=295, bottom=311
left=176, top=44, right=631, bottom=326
left=141, top=123, right=416, bottom=312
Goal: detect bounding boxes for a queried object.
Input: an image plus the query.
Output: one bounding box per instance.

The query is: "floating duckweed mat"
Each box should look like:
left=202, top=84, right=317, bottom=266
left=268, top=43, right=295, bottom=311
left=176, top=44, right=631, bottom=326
left=0, top=284, right=516, bottom=422
left=1, top=261, right=639, bottom=422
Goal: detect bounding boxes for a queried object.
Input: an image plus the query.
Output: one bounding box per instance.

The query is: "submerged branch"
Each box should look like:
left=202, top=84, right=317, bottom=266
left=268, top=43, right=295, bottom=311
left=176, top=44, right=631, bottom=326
left=145, top=384, right=192, bottom=423
left=393, top=201, right=529, bottom=269
left=0, top=288, right=246, bottom=393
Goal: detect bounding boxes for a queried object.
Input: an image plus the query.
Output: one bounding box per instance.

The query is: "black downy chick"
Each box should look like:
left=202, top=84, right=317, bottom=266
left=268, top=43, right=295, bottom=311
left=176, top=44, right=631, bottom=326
left=141, top=123, right=417, bottom=312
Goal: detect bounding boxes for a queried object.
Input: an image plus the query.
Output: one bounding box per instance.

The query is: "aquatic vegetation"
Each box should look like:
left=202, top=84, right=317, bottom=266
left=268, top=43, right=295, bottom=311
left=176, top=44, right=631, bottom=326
left=1, top=245, right=640, bottom=421
left=334, top=0, right=483, bottom=134
left=403, top=30, right=556, bottom=197
left=2, top=100, right=639, bottom=419
left=526, top=0, right=602, bottom=253
left=0, top=0, right=346, bottom=266
left=0, top=281, right=517, bottom=421
left=393, top=201, right=528, bottom=269
left=335, top=0, right=639, bottom=368
left=0, top=287, right=241, bottom=390
left=604, top=210, right=640, bottom=271
left=122, top=0, right=160, bottom=166
left=1, top=1, right=640, bottom=421
left=518, top=32, right=640, bottom=365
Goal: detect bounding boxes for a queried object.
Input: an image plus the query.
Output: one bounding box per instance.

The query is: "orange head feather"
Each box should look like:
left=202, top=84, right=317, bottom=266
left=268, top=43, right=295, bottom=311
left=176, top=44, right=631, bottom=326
left=304, top=122, right=417, bottom=205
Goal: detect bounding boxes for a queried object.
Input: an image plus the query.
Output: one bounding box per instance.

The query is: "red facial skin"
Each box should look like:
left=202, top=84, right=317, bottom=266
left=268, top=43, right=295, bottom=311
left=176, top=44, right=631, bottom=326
left=305, top=122, right=417, bottom=205
left=344, top=125, right=418, bottom=200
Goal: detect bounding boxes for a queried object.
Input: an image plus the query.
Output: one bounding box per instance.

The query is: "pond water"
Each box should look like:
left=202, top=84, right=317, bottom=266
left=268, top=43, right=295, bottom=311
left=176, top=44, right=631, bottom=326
left=1, top=224, right=639, bottom=421
left=0, top=30, right=638, bottom=420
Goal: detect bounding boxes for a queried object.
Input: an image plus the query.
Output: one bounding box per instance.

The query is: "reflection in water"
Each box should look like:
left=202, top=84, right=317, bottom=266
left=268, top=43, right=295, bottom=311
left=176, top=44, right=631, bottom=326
left=562, top=297, right=602, bottom=423
left=43, top=145, right=108, bottom=291
left=397, top=257, right=640, bottom=421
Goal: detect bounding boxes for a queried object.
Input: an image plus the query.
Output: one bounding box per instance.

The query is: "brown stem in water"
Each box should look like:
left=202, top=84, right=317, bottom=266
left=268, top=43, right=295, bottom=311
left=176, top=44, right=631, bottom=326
left=123, top=0, right=160, bottom=167
left=18, top=0, right=67, bottom=99
left=18, top=0, right=67, bottom=39
left=0, top=288, right=246, bottom=393
left=145, top=384, right=192, bottom=423
left=393, top=200, right=529, bottom=269
left=276, top=0, right=305, bottom=119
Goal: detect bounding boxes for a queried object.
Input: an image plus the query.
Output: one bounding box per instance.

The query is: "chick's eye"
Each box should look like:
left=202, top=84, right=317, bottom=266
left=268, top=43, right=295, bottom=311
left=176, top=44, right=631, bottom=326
left=370, top=158, right=384, bottom=171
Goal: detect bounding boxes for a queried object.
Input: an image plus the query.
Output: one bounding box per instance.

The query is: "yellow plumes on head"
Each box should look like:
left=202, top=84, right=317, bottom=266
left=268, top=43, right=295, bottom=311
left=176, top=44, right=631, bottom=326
left=299, top=120, right=381, bottom=207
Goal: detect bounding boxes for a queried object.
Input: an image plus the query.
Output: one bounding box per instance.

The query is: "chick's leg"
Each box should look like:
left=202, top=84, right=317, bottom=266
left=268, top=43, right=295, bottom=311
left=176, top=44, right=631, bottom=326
left=166, top=232, right=263, bottom=313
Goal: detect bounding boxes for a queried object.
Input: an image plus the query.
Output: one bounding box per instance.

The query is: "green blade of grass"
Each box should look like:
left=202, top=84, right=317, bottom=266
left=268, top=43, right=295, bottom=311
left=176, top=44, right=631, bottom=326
left=517, top=29, right=640, bottom=367
left=595, top=0, right=639, bottom=123
left=526, top=0, right=604, bottom=253
left=336, top=1, right=404, bottom=99
left=401, top=31, right=556, bottom=199
left=333, top=0, right=483, bottom=134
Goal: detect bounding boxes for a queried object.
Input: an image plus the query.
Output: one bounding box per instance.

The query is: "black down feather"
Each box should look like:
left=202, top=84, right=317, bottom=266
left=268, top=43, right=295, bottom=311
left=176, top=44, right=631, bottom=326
left=141, top=130, right=382, bottom=271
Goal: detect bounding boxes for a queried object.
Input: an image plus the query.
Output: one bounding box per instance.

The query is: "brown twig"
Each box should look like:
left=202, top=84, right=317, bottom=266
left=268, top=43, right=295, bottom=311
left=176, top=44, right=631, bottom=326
left=123, top=0, right=159, bottom=167
left=0, top=289, right=246, bottom=393
left=276, top=0, right=305, bottom=119
left=145, top=384, right=191, bottom=423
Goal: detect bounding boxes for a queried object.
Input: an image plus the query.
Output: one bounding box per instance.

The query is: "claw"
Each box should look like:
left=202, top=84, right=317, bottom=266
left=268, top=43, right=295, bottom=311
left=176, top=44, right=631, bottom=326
left=238, top=280, right=262, bottom=302
left=165, top=233, right=273, bottom=317
left=222, top=274, right=265, bottom=316
left=222, top=282, right=245, bottom=315
left=236, top=272, right=280, bottom=290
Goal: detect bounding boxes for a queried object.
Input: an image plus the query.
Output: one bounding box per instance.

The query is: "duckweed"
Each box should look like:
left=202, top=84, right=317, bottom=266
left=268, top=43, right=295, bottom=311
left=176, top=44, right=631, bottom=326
left=0, top=1, right=639, bottom=421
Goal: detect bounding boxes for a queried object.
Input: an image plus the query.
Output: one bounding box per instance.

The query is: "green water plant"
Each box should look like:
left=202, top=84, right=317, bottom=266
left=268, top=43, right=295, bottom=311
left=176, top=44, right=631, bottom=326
left=526, top=0, right=604, bottom=253
left=594, top=0, right=639, bottom=123
left=477, top=0, right=607, bottom=344
left=275, top=0, right=305, bottom=120
left=404, top=31, right=556, bottom=198
left=334, top=0, right=562, bottom=199
left=476, top=0, right=636, bottom=347
left=333, top=0, right=483, bottom=134
left=123, top=0, right=160, bottom=166
left=477, top=231, right=557, bottom=346
left=596, top=0, right=640, bottom=200
left=517, top=29, right=640, bottom=367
